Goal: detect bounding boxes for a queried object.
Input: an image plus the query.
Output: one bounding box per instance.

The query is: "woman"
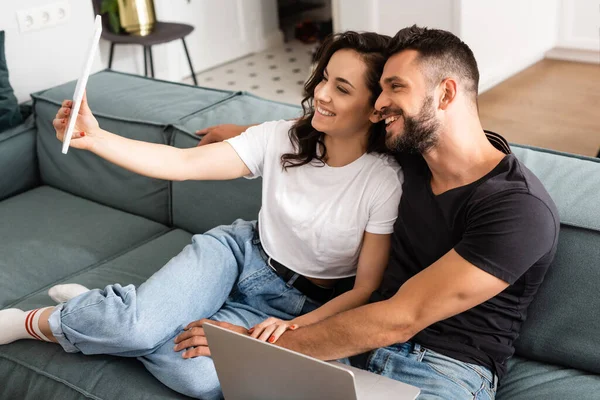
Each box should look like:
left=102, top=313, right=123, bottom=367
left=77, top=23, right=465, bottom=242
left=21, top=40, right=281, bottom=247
left=0, top=32, right=402, bottom=399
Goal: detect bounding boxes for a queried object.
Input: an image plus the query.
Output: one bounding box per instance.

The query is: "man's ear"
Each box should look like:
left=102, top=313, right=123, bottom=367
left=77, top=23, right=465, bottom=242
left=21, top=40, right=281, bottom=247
left=439, top=78, right=457, bottom=110
left=369, top=109, right=383, bottom=124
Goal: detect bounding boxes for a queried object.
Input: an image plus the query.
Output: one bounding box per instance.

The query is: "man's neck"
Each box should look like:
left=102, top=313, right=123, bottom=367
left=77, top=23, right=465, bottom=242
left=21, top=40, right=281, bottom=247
left=424, top=119, right=506, bottom=195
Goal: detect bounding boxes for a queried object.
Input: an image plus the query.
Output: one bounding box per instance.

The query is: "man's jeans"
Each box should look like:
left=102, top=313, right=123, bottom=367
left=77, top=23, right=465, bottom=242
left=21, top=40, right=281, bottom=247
left=350, top=342, right=498, bottom=399
left=48, top=219, right=320, bottom=400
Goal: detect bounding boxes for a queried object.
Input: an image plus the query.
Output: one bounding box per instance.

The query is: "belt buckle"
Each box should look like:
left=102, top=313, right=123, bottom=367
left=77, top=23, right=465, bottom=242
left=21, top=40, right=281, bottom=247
left=267, top=257, right=278, bottom=273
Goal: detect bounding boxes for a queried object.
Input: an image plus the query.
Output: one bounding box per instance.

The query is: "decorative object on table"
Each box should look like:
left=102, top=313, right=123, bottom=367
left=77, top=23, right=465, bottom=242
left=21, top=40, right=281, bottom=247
left=92, top=0, right=198, bottom=84
left=101, top=0, right=157, bottom=35
left=0, top=31, right=23, bottom=133
left=117, top=0, right=156, bottom=36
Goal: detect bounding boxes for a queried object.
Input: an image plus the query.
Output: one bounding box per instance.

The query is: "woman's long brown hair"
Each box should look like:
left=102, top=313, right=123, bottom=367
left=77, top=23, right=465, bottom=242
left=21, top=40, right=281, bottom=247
left=281, top=31, right=391, bottom=170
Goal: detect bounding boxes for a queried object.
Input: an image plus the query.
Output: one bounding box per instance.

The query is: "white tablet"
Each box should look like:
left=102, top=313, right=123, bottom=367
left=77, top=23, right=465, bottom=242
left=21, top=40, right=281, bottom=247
left=62, top=15, right=102, bottom=154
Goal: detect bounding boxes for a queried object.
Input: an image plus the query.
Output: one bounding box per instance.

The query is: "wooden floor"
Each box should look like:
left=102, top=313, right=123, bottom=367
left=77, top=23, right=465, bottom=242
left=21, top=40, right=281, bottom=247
left=478, top=59, right=600, bottom=158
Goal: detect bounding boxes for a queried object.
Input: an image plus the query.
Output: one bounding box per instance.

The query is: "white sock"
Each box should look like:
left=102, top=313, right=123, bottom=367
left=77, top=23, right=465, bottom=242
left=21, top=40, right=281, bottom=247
left=0, top=307, right=54, bottom=345
left=48, top=283, right=90, bottom=303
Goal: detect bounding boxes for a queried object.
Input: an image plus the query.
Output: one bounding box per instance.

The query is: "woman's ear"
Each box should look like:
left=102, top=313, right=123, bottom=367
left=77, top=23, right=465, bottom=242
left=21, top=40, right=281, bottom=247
left=369, top=109, right=383, bottom=124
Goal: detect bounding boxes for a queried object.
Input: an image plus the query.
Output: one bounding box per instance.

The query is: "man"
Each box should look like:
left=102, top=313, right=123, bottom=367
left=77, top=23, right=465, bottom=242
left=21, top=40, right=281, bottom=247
left=182, top=26, right=559, bottom=398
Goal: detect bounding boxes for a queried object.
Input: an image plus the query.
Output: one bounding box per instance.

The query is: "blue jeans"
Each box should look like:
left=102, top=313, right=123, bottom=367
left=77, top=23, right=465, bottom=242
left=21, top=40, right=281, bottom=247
left=48, top=219, right=320, bottom=400
left=350, top=342, right=498, bottom=399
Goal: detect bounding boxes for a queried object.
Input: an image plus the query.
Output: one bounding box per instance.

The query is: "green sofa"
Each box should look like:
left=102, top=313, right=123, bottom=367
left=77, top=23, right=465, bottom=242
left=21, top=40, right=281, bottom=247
left=1, top=70, right=598, bottom=399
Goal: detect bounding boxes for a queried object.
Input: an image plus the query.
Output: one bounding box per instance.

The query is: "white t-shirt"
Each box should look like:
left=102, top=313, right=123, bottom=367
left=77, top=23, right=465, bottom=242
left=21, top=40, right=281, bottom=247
left=226, top=120, right=403, bottom=279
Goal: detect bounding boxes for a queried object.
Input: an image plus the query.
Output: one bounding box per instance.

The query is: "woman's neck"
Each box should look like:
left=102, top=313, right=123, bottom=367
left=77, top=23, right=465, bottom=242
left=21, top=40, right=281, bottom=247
left=322, top=132, right=369, bottom=167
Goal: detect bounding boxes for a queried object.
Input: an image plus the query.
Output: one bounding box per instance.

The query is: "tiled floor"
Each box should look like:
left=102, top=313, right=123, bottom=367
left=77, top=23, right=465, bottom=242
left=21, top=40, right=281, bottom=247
left=183, top=40, right=317, bottom=105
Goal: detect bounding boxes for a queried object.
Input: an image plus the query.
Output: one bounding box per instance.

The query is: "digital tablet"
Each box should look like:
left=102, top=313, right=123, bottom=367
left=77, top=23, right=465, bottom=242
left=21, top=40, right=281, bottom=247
left=62, top=15, right=102, bottom=154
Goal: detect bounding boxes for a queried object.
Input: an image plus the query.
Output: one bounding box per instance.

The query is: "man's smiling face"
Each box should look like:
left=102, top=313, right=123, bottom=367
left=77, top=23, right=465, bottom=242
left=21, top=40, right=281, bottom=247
left=375, top=50, right=440, bottom=154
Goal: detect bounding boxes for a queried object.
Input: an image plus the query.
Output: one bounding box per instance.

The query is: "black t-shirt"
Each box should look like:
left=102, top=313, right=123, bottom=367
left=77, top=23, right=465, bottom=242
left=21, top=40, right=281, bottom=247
left=370, top=132, right=560, bottom=379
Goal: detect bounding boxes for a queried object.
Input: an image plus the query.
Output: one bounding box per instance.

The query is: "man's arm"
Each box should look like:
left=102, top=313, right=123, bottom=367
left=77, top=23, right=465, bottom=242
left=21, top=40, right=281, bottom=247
left=196, top=124, right=259, bottom=146
left=196, top=119, right=299, bottom=146
left=275, top=249, right=509, bottom=360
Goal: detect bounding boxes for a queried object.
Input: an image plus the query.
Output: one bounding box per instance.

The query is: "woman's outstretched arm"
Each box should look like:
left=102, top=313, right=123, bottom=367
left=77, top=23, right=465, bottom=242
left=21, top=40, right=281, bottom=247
left=53, top=94, right=250, bottom=181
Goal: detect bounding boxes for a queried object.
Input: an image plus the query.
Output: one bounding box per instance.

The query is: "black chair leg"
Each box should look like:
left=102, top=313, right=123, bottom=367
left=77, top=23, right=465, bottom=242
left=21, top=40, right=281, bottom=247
left=182, top=38, right=197, bottom=85
left=143, top=46, right=148, bottom=77
left=148, top=46, right=155, bottom=78
left=108, top=42, right=115, bottom=69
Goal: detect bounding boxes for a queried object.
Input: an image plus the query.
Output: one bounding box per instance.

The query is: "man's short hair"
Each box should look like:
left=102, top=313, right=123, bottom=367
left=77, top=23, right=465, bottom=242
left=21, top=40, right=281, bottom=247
left=388, top=25, right=479, bottom=103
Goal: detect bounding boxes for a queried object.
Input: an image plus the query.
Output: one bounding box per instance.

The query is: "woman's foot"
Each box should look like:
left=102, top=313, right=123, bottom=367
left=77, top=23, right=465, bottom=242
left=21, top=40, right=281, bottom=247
left=48, top=283, right=90, bottom=303
left=0, top=307, right=55, bottom=345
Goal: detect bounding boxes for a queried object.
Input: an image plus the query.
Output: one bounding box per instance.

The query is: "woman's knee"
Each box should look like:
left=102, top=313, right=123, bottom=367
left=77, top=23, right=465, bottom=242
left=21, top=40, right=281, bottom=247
left=60, top=285, right=167, bottom=353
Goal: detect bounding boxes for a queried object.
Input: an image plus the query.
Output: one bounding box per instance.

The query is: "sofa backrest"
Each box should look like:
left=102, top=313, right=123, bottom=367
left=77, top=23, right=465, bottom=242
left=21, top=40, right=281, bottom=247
left=32, top=70, right=233, bottom=225
left=511, top=145, right=600, bottom=375
left=170, top=94, right=301, bottom=233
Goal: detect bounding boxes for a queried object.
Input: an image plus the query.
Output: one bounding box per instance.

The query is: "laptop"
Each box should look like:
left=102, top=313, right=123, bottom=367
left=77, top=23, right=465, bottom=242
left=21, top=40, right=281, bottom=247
left=204, top=323, right=420, bottom=400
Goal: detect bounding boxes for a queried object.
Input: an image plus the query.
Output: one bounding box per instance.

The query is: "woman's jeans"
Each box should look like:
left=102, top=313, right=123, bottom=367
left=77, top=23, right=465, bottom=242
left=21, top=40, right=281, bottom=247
left=48, top=219, right=498, bottom=400
left=48, top=219, right=320, bottom=400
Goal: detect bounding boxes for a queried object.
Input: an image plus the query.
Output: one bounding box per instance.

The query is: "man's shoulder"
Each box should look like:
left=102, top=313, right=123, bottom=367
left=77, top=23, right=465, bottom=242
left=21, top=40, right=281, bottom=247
left=474, top=154, right=558, bottom=219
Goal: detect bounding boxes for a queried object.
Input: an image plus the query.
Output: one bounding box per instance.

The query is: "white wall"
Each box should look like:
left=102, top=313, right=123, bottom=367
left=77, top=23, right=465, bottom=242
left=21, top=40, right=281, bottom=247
left=4, top=1, right=592, bottom=103
left=335, top=0, right=456, bottom=36
left=556, top=0, right=599, bottom=50
left=458, top=0, right=560, bottom=92
left=1, top=0, right=103, bottom=103
left=333, top=0, right=561, bottom=93
left=1, top=0, right=282, bottom=102
left=546, top=0, right=600, bottom=63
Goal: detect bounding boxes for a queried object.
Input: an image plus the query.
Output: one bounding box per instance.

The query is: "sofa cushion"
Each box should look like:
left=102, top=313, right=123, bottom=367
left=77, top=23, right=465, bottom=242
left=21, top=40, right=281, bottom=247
left=171, top=93, right=301, bottom=233
left=0, top=229, right=194, bottom=400
left=511, top=145, right=600, bottom=374
left=9, top=229, right=193, bottom=310
left=0, top=186, right=169, bottom=310
left=496, top=356, right=600, bottom=400
left=0, top=115, right=39, bottom=202
left=0, top=350, right=191, bottom=400
left=0, top=31, right=23, bottom=132
left=31, top=70, right=235, bottom=225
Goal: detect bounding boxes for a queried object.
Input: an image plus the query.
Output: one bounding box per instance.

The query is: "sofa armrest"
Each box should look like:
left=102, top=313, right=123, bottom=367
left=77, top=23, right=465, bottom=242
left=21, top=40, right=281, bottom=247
left=0, top=115, right=40, bottom=201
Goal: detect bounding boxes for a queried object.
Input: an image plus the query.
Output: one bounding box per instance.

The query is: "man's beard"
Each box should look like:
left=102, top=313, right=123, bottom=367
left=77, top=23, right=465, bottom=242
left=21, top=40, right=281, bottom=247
left=386, top=96, right=440, bottom=154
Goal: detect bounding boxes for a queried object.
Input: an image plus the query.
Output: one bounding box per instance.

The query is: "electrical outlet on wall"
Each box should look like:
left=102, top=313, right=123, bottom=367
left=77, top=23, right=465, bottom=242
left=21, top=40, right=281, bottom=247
left=16, top=1, right=71, bottom=33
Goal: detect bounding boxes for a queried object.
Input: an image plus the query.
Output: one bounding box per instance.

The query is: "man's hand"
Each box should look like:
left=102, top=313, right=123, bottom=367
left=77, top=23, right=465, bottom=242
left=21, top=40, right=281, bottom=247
left=195, top=124, right=253, bottom=146
left=173, top=319, right=248, bottom=359
left=248, top=317, right=299, bottom=344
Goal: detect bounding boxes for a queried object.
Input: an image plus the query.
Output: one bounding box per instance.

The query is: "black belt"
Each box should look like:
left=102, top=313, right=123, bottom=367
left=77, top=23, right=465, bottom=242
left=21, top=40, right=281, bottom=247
left=253, top=228, right=355, bottom=304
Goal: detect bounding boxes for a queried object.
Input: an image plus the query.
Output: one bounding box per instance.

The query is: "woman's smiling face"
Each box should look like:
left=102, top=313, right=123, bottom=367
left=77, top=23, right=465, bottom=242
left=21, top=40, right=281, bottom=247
left=311, top=49, right=378, bottom=140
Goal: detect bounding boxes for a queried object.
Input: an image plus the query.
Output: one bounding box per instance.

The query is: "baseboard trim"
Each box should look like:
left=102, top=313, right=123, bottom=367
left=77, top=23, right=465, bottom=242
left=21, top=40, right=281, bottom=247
left=479, top=52, right=546, bottom=94
left=254, top=29, right=285, bottom=53
left=545, top=47, right=600, bottom=65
